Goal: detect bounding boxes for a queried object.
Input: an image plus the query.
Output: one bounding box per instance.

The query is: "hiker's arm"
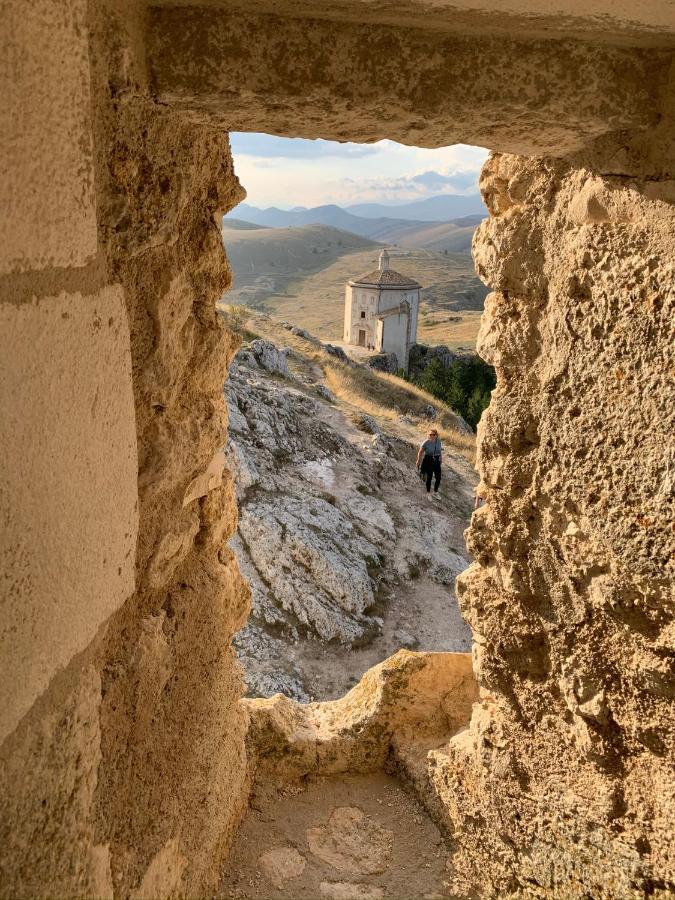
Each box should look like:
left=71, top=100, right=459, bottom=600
left=416, top=447, right=423, bottom=467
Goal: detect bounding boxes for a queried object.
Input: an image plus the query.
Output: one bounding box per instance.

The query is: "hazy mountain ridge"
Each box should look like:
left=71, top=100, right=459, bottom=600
left=345, top=194, right=486, bottom=221
left=225, top=194, right=486, bottom=239
left=226, top=203, right=423, bottom=240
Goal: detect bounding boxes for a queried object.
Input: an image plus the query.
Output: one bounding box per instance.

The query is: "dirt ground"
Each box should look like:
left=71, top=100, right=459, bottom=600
left=218, top=773, right=459, bottom=900
left=297, top=396, right=473, bottom=699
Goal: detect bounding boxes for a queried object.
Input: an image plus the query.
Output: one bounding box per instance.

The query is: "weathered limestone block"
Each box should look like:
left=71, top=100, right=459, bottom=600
left=0, top=665, right=113, bottom=899
left=443, top=153, right=675, bottom=897
left=89, top=83, right=252, bottom=897
left=147, top=7, right=668, bottom=156
left=245, top=650, right=477, bottom=780
left=0, top=0, right=97, bottom=273
left=0, top=287, right=137, bottom=742
left=1, top=5, right=251, bottom=896
left=183, top=448, right=226, bottom=506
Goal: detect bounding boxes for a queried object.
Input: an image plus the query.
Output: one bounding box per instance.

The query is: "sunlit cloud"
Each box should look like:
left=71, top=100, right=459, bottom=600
left=230, top=134, right=489, bottom=208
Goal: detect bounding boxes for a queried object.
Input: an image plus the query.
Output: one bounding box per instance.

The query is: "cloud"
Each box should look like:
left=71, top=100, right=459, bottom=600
left=230, top=132, right=378, bottom=160
left=230, top=134, right=489, bottom=207
left=410, top=170, right=479, bottom=192
left=325, top=167, right=483, bottom=204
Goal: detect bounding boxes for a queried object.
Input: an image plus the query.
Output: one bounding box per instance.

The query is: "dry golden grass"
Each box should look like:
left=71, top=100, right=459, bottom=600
left=261, top=247, right=485, bottom=348
left=324, top=362, right=476, bottom=463
left=417, top=308, right=483, bottom=349
left=235, top=311, right=476, bottom=462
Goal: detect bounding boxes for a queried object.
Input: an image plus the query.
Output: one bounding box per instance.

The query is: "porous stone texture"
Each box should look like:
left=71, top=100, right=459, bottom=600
left=85, top=15, right=252, bottom=895
left=0, top=0, right=97, bottom=273
left=148, top=7, right=668, bottom=156
left=244, top=650, right=478, bottom=781
left=0, top=287, right=137, bottom=742
left=439, top=153, right=675, bottom=896
left=1, top=3, right=251, bottom=897
left=2, top=1, right=674, bottom=897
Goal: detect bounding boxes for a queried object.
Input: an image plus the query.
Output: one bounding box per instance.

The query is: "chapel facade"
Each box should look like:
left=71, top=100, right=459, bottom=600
left=343, top=250, right=420, bottom=370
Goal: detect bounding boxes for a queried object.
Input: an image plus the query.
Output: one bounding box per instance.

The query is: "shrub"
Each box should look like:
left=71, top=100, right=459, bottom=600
left=218, top=303, right=249, bottom=335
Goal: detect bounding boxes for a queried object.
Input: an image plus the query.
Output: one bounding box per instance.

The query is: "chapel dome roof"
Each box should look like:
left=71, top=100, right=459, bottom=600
left=349, top=248, right=420, bottom=288
left=350, top=268, right=420, bottom=288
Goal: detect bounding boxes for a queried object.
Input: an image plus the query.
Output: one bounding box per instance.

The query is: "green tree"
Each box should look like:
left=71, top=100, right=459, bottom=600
left=416, top=356, right=495, bottom=429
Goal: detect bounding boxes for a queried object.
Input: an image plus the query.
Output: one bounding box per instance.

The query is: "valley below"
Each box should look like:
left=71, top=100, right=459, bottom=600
left=222, top=199, right=488, bottom=352
left=224, top=315, right=476, bottom=701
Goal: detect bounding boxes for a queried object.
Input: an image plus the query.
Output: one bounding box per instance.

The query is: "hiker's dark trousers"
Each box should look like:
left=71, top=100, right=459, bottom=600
left=421, top=455, right=441, bottom=493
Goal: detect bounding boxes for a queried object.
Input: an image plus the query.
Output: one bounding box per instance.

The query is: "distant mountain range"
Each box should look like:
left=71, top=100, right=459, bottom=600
left=224, top=195, right=486, bottom=249
left=345, top=194, right=486, bottom=221
left=225, top=203, right=414, bottom=239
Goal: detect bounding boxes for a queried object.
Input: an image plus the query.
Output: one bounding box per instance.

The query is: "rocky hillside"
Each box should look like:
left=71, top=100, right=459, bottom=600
left=224, top=316, right=477, bottom=701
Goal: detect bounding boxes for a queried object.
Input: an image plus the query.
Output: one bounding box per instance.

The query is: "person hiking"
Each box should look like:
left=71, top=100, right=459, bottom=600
left=416, top=428, right=442, bottom=500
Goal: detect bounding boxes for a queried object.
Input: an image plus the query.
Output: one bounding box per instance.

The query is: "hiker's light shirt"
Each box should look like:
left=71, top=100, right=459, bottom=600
left=420, top=437, right=442, bottom=458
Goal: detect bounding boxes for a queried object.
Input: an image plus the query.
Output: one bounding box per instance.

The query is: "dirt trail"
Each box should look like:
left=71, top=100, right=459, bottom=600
left=227, top=314, right=476, bottom=701
left=219, top=773, right=457, bottom=900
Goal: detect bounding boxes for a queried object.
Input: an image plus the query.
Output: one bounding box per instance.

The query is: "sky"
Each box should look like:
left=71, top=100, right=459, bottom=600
left=229, top=133, right=489, bottom=210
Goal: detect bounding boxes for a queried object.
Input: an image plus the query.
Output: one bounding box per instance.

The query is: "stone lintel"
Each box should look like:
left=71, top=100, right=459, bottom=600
left=146, top=7, right=666, bottom=156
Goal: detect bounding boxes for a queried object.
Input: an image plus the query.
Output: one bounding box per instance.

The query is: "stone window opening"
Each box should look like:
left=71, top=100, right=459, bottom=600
left=2, top=5, right=673, bottom=899
left=222, top=130, right=479, bottom=711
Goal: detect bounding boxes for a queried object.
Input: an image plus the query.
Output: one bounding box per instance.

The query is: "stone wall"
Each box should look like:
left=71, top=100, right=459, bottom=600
left=439, top=153, right=675, bottom=896
left=1, top=1, right=673, bottom=897
left=1, top=2, right=251, bottom=896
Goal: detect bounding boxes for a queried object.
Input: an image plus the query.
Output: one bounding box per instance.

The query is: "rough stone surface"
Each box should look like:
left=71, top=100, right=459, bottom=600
left=148, top=7, right=668, bottom=156
left=320, top=883, right=384, bottom=900
left=308, top=807, right=393, bottom=875
left=0, top=287, right=137, bottom=742
left=1, top=5, right=250, bottom=897
left=244, top=650, right=478, bottom=781
left=0, top=0, right=97, bottom=273
left=366, top=352, right=399, bottom=374
left=239, top=495, right=380, bottom=642
left=249, top=338, right=291, bottom=375
left=2, top=1, right=675, bottom=897
left=0, top=665, right=114, bottom=899
left=440, top=153, right=675, bottom=897
left=220, top=771, right=452, bottom=900
left=259, top=846, right=307, bottom=888
left=225, top=346, right=473, bottom=699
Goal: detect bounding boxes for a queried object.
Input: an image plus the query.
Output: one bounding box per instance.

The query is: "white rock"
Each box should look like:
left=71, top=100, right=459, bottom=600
left=300, top=458, right=336, bottom=489
left=320, top=883, right=384, bottom=900
left=259, top=846, right=306, bottom=888
left=345, top=494, right=396, bottom=540
left=239, top=496, right=379, bottom=642
left=249, top=338, right=291, bottom=375
left=308, top=807, right=393, bottom=875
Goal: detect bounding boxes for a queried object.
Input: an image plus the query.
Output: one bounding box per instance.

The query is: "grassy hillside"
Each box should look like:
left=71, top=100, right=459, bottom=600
left=376, top=220, right=477, bottom=253
left=222, top=222, right=380, bottom=308
left=222, top=220, right=488, bottom=351
left=228, top=311, right=476, bottom=462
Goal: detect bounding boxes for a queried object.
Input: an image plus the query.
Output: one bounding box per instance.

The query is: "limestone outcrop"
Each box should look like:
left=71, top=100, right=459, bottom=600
left=226, top=343, right=473, bottom=700
left=244, top=650, right=478, bottom=781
